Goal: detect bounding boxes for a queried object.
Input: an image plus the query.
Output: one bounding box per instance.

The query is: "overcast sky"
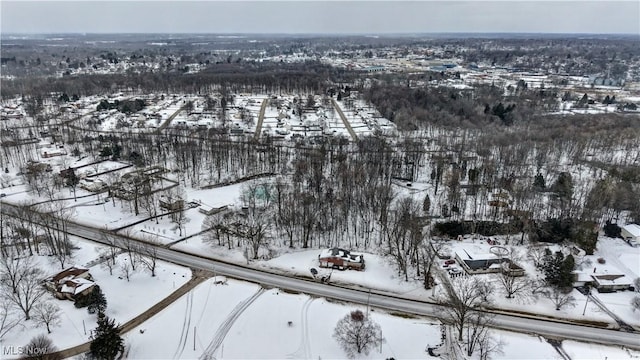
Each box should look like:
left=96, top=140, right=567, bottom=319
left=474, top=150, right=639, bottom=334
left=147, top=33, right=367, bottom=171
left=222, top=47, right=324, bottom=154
left=2, top=1, right=639, bottom=35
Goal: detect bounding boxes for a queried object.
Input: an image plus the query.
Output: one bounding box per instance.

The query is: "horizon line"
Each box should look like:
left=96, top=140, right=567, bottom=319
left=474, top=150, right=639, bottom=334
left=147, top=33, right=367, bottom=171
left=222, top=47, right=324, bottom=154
left=2, top=31, right=638, bottom=36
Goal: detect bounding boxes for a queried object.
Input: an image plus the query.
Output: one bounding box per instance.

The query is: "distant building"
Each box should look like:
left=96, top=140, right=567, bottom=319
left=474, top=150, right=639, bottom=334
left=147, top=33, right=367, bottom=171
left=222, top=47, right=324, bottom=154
left=41, top=148, right=67, bottom=158
left=620, top=224, right=640, bottom=246
left=198, top=204, right=229, bottom=216
left=362, top=66, right=385, bottom=73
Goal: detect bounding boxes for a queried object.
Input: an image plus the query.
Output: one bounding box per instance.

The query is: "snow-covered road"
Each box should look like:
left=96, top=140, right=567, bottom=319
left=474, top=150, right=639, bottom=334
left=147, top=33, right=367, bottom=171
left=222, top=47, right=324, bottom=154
left=2, top=202, right=639, bottom=351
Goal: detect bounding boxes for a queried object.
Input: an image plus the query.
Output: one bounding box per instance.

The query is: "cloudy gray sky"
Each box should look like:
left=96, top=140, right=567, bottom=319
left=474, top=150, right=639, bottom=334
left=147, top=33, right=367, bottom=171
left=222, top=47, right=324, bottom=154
left=2, top=1, right=639, bottom=34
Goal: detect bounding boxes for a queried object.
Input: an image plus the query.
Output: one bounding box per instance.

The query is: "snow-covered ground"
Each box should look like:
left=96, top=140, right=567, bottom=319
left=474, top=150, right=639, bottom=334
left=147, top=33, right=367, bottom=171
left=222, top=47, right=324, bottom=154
left=1, top=237, right=191, bottom=358
left=124, top=277, right=639, bottom=359
left=259, top=249, right=426, bottom=296
left=126, top=277, right=439, bottom=359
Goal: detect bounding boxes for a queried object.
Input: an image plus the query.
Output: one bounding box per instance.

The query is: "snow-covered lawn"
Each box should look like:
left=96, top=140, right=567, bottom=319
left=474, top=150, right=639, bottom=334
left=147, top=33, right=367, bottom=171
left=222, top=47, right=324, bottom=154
left=444, top=238, right=629, bottom=327
left=1, top=237, right=191, bottom=358
left=124, top=276, right=636, bottom=359
left=125, top=277, right=441, bottom=359
left=562, top=339, right=640, bottom=359
left=257, top=249, right=428, bottom=296
left=495, top=332, right=561, bottom=359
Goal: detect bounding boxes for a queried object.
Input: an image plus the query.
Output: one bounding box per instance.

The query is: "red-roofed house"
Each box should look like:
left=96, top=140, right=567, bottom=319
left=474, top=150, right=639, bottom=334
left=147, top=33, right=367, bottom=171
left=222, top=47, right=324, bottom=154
left=45, top=265, right=96, bottom=300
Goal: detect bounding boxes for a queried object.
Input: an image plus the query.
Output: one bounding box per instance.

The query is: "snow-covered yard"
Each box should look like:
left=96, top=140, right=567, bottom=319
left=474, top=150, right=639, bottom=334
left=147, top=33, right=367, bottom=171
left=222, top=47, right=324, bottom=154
left=1, top=237, right=191, bottom=358
left=124, top=277, right=639, bottom=359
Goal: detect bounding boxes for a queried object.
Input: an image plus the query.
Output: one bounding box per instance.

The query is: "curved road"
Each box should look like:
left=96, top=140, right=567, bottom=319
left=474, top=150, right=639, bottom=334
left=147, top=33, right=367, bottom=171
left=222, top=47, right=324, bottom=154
left=1, top=202, right=638, bottom=351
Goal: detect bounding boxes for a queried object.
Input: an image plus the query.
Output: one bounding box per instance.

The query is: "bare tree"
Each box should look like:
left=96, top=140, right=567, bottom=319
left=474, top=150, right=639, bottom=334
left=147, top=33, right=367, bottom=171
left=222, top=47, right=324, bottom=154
left=3, top=266, right=47, bottom=320
left=119, top=262, right=132, bottom=282
left=139, top=238, right=160, bottom=277
left=631, top=296, right=640, bottom=312
left=465, top=311, right=493, bottom=357
left=33, top=302, right=61, bottom=334
left=441, top=276, right=492, bottom=342
left=385, top=196, right=422, bottom=281
left=121, top=236, right=140, bottom=271
left=0, top=299, right=22, bottom=340
left=497, top=271, right=530, bottom=299
left=527, top=245, right=547, bottom=268
left=50, top=241, right=75, bottom=270
left=0, top=255, right=33, bottom=294
left=231, top=211, right=271, bottom=260
left=478, top=330, right=505, bottom=360
left=333, top=310, right=383, bottom=358
left=202, top=211, right=234, bottom=249
left=98, top=248, right=118, bottom=276
left=23, top=334, right=61, bottom=360
left=543, top=287, right=576, bottom=311
left=420, top=240, right=443, bottom=290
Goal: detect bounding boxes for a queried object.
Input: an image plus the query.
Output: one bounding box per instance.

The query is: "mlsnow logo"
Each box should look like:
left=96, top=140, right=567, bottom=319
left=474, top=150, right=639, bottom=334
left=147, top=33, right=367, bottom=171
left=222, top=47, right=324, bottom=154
left=2, top=345, right=50, bottom=355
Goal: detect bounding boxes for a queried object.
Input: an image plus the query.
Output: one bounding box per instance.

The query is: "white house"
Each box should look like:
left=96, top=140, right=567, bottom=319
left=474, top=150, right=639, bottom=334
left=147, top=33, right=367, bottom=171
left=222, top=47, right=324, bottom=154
left=621, top=224, right=640, bottom=246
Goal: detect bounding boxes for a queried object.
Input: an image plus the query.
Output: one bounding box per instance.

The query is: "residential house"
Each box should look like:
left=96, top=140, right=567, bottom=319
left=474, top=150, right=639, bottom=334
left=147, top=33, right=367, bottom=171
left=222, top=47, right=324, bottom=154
left=44, top=265, right=97, bottom=300
left=159, top=196, right=185, bottom=211
left=455, top=248, right=525, bottom=276
left=198, top=204, right=229, bottom=216
left=591, top=274, right=632, bottom=293
left=318, top=248, right=365, bottom=271
left=79, top=178, right=107, bottom=192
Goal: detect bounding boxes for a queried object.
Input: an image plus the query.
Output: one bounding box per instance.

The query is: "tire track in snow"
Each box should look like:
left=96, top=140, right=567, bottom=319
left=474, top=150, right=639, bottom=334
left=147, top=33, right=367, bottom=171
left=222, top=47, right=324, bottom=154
left=287, top=297, right=314, bottom=359
left=173, top=290, right=194, bottom=359
left=196, top=281, right=214, bottom=328
left=199, top=288, right=265, bottom=360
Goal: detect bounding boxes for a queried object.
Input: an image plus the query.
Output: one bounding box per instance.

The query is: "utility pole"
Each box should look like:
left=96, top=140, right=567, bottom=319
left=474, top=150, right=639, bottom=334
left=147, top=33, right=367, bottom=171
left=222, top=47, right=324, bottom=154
left=367, top=288, right=371, bottom=315
left=582, top=294, right=590, bottom=316
left=194, top=326, right=196, bottom=351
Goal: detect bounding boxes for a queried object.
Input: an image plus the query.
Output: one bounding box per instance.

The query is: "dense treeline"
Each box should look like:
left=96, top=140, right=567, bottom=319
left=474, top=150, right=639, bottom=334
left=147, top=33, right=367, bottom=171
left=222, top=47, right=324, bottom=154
left=0, top=61, right=355, bottom=99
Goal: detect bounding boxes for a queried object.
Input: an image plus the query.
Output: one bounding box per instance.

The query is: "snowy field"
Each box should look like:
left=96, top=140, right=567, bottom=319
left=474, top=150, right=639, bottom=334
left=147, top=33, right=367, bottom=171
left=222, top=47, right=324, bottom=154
left=123, top=277, right=638, bottom=359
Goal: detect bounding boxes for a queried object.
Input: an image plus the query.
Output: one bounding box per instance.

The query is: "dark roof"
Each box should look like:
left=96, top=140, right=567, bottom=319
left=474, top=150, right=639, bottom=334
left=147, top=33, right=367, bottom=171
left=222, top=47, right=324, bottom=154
left=50, top=266, right=89, bottom=283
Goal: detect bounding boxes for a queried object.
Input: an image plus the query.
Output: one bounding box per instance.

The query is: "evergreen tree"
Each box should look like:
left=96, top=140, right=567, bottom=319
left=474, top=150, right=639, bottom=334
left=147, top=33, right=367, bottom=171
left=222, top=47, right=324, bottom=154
left=533, top=172, right=546, bottom=191
left=541, top=250, right=575, bottom=289
left=558, top=255, right=575, bottom=288
left=552, top=172, right=573, bottom=199
left=75, top=286, right=107, bottom=314
left=90, top=313, right=124, bottom=360
left=603, top=221, right=621, bottom=238
left=423, top=194, right=431, bottom=213
left=87, top=287, right=108, bottom=315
